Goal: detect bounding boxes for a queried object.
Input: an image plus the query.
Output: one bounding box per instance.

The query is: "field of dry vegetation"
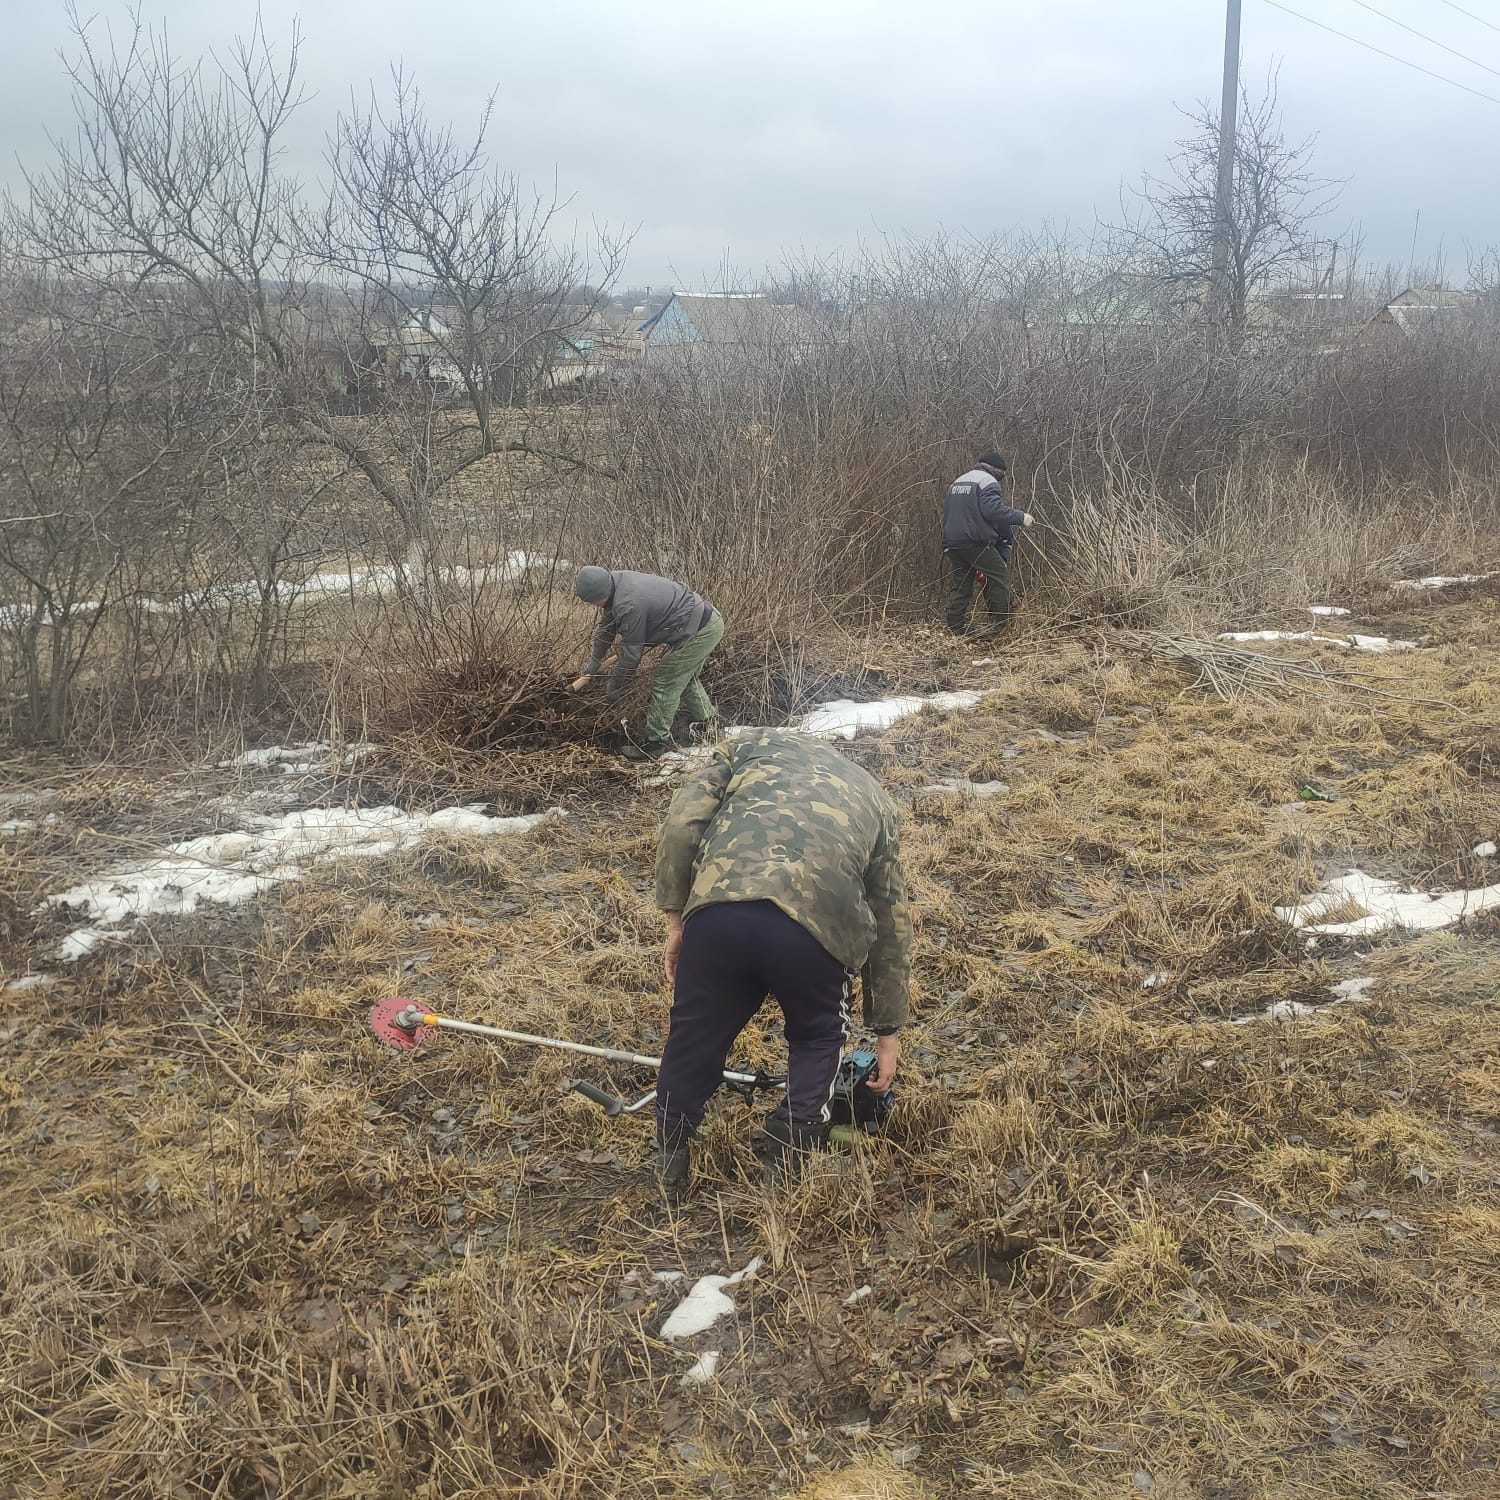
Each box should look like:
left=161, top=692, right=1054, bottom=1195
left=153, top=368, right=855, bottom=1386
left=3, top=566, right=1499, bottom=1499
left=5, top=17, right=1500, bottom=1495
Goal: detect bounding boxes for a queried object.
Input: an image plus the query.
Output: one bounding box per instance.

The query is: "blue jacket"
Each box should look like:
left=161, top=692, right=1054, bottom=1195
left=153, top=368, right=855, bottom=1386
left=941, top=468, right=1027, bottom=556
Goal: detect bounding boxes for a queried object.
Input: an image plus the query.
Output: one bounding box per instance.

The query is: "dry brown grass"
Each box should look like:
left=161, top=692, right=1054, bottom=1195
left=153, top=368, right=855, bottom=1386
left=796, top=1459, right=928, bottom=1499
left=3, top=585, right=1500, bottom=1497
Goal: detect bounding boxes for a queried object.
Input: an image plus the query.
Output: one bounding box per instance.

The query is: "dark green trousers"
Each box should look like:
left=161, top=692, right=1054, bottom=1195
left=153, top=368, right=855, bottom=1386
left=644, top=608, right=724, bottom=741
left=944, top=545, right=1011, bottom=634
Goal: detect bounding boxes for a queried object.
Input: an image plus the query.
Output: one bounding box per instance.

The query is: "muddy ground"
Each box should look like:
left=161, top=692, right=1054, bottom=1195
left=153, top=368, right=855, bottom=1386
left=2, top=579, right=1499, bottom=1499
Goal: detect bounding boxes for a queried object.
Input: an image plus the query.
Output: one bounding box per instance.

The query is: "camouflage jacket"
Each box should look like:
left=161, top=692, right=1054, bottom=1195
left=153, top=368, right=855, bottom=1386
left=655, top=728, right=912, bottom=1030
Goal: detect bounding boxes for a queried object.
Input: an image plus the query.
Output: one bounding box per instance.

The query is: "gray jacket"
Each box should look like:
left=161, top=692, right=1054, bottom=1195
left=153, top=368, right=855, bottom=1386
left=585, top=570, right=710, bottom=698
left=941, top=468, right=1028, bottom=552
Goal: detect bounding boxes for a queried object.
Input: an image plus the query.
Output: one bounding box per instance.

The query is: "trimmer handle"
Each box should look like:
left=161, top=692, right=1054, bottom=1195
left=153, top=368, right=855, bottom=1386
left=570, top=1080, right=625, bottom=1116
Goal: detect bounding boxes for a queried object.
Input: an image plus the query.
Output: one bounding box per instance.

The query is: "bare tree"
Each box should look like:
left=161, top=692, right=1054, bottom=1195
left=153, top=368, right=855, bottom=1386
left=0, top=260, right=245, bottom=740
left=317, top=72, right=629, bottom=552
left=1125, top=78, right=1343, bottom=332
left=13, top=6, right=625, bottom=555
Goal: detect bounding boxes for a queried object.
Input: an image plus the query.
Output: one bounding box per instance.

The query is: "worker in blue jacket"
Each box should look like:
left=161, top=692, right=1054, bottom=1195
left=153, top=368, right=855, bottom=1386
left=940, top=451, right=1033, bottom=634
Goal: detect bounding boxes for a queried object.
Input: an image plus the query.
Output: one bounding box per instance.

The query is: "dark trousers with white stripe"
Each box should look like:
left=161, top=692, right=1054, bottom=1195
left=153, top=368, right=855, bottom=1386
left=656, top=901, right=852, bottom=1135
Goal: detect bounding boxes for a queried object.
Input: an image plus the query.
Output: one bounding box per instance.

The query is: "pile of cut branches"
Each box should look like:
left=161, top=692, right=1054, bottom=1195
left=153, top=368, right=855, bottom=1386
left=1120, top=631, right=1345, bottom=701
left=384, top=661, right=626, bottom=751
left=1123, top=630, right=1460, bottom=710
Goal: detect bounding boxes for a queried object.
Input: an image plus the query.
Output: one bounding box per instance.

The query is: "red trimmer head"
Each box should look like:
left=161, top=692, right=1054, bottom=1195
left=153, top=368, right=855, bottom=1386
left=369, top=996, right=435, bottom=1051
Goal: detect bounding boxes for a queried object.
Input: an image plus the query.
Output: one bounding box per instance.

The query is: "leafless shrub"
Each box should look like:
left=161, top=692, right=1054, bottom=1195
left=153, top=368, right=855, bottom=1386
left=2, top=13, right=1499, bottom=752
left=0, top=8, right=624, bottom=745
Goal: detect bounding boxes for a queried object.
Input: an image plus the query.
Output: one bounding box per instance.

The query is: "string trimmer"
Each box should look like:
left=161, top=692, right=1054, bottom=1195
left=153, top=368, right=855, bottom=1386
left=368, top=996, right=893, bottom=1136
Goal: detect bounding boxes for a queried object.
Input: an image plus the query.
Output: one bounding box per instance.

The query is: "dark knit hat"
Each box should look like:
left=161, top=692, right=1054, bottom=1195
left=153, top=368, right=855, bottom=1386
left=976, top=451, right=1008, bottom=473
left=574, top=565, right=612, bottom=603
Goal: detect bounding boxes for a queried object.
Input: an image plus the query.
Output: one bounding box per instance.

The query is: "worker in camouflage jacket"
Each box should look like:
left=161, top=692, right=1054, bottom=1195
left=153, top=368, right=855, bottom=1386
left=571, top=565, right=723, bottom=759
left=652, top=728, right=911, bottom=1195
left=940, top=451, right=1034, bottom=635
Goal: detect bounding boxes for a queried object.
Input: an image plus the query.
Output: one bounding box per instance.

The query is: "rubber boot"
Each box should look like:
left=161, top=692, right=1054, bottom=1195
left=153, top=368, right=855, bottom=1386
left=656, top=1119, right=693, bottom=1202
left=622, top=736, right=672, bottom=762
left=760, top=1115, right=830, bottom=1186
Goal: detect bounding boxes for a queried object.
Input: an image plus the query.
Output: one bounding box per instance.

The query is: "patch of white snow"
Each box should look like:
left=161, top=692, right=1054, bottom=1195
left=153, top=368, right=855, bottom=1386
left=1393, top=571, right=1499, bottom=591
left=1275, top=868, right=1500, bottom=939
left=218, top=741, right=379, bottom=774
left=1348, top=634, right=1416, bottom=653
left=59, top=929, right=108, bottom=962
left=3, top=973, right=55, bottom=994
left=1220, top=629, right=1340, bottom=646
left=45, top=804, right=565, bottom=960
left=658, top=1256, right=764, bottom=1340
left=1330, top=976, right=1375, bottom=1004
left=798, top=690, right=989, bottom=740
left=679, top=1351, right=721, bottom=1387
left=640, top=690, right=995, bottom=777
left=219, top=743, right=329, bottom=770
left=1307, top=605, right=1351, bottom=617
left=0, top=599, right=102, bottom=628
left=0, top=790, right=53, bottom=814
left=1217, top=630, right=1415, bottom=653
left=177, top=555, right=570, bottom=613
left=1476, top=841, right=1497, bottom=859
left=642, top=746, right=715, bottom=788
left=918, top=778, right=1009, bottom=799
left=1234, top=999, right=1324, bottom=1025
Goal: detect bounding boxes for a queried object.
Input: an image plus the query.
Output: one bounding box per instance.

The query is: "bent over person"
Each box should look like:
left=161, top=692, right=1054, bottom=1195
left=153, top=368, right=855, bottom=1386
left=941, top=451, right=1033, bottom=635
left=652, top=728, right=911, bottom=1196
left=572, top=565, right=723, bottom=759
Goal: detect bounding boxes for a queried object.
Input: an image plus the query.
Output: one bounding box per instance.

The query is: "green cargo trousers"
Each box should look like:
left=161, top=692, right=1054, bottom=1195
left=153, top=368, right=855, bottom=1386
left=645, top=608, right=725, bottom=742
left=944, top=545, right=1012, bottom=634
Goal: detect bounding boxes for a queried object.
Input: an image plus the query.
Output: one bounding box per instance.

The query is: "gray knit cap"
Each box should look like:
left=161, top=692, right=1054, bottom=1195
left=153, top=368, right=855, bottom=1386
left=574, top=565, right=612, bottom=603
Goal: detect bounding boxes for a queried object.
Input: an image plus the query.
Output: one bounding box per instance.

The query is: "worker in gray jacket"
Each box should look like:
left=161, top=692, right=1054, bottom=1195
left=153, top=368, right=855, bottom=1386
left=941, top=452, right=1033, bottom=634
left=571, top=566, right=724, bottom=759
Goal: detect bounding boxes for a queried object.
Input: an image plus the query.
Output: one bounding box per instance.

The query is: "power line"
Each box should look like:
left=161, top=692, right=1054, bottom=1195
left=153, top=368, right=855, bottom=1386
left=1260, top=0, right=1500, bottom=104
left=1436, top=0, right=1500, bottom=40
left=1345, top=0, right=1500, bottom=79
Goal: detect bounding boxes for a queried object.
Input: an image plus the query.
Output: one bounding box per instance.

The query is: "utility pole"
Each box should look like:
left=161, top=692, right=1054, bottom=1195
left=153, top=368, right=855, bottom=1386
left=1211, top=0, right=1242, bottom=322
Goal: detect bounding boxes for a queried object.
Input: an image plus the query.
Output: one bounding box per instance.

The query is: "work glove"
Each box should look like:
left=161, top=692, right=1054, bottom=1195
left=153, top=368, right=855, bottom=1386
left=570, top=660, right=603, bottom=692
left=1021, top=512, right=1035, bottom=528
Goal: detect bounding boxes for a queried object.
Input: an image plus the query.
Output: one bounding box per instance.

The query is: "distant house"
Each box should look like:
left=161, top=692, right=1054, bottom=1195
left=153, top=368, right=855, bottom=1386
left=640, top=291, right=815, bottom=358
left=547, top=334, right=599, bottom=388
left=1356, top=286, right=1486, bottom=346
left=1051, top=272, right=1173, bottom=331
left=1032, top=272, right=1198, bottom=361
left=589, top=306, right=649, bottom=346
left=582, top=307, right=648, bottom=363
left=1252, top=288, right=1346, bottom=325
left=1045, top=274, right=1359, bottom=346
left=390, top=311, right=464, bottom=384
left=539, top=308, right=651, bottom=388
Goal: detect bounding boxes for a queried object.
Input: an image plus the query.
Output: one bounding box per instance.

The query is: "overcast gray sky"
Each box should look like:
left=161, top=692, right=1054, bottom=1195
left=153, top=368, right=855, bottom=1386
left=3, top=0, right=1497, bottom=289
